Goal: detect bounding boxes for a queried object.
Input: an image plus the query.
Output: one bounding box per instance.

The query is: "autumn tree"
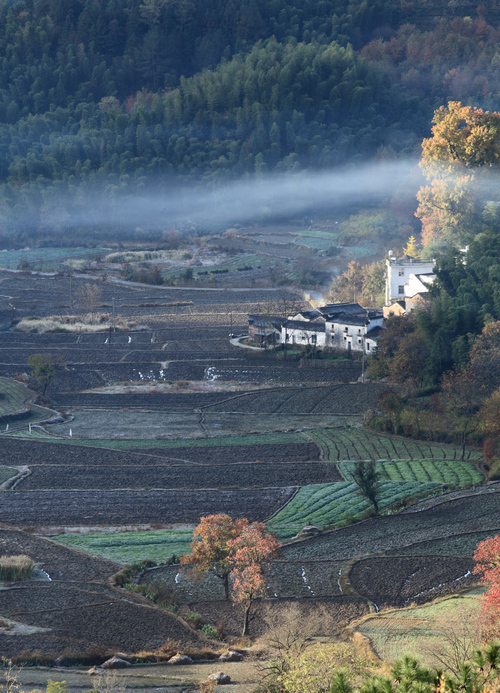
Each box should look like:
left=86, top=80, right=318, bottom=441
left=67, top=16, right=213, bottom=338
left=76, top=283, right=102, bottom=318
left=180, top=514, right=248, bottom=599
left=474, top=535, right=500, bottom=642
left=441, top=365, right=485, bottom=460
left=479, top=387, right=500, bottom=479
left=403, top=235, right=421, bottom=259
left=416, top=102, right=500, bottom=249
left=326, top=260, right=385, bottom=307
left=228, top=522, right=281, bottom=636
left=388, top=331, right=431, bottom=389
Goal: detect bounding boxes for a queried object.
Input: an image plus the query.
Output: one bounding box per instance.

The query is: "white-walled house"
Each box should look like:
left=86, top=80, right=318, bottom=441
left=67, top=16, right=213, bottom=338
left=281, top=303, right=384, bottom=354
left=404, top=272, right=435, bottom=299
left=327, top=311, right=384, bottom=354
left=385, top=254, right=435, bottom=305
left=281, top=319, right=327, bottom=347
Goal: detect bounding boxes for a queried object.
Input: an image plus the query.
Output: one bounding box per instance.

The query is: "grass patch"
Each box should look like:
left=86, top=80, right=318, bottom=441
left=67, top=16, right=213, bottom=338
left=340, top=459, right=482, bottom=486
left=0, top=378, right=35, bottom=416
left=268, top=481, right=440, bottom=539
left=0, top=247, right=102, bottom=270
left=356, top=590, right=482, bottom=667
left=0, top=467, right=20, bottom=485
left=0, top=554, right=34, bottom=581
left=105, top=249, right=185, bottom=263
left=9, top=430, right=304, bottom=449
left=53, top=529, right=194, bottom=564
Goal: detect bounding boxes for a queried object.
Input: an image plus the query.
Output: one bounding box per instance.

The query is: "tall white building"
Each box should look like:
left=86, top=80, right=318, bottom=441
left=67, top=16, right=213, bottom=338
left=385, top=253, right=435, bottom=306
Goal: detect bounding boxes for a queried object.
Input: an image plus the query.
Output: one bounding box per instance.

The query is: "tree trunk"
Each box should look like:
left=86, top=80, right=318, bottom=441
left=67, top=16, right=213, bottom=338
left=241, top=600, right=251, bottom=636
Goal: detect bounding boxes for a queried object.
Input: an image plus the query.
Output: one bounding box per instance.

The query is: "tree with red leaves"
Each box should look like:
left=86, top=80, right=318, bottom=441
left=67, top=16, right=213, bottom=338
left=180, top=514, right=249, bottom=600
left=473, top=535, right=500, bottom=641
left=228, top=522, right=281, bottom=636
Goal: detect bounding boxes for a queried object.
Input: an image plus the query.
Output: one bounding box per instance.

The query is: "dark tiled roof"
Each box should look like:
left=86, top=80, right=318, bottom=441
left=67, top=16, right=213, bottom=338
left=334, top=316, right=370, bottom=326
left=285, top=320, right=326, bottom=332
left=248, top=314, right=283, bottom=329
left=298, top=310, right=323, bottom=320
left=367, top=325, right=384, bottom=339
left=318, top=302, right=363, bottom=317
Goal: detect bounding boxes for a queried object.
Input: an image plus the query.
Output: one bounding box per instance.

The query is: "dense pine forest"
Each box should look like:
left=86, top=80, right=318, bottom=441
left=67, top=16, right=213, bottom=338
left=2, top=0, right=500, bottom=243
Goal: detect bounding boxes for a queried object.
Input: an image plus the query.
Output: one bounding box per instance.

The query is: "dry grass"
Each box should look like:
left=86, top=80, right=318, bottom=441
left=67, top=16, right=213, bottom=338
left=14, top=314, right=138, bottom=333
left=0, top=554, right=35, bottom=581
left=105, top=249, right=185, bottom=263
left=354, top=590, right=482, bottom=670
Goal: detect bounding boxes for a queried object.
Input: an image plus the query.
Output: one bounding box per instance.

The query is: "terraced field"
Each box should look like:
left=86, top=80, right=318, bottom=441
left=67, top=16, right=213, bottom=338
left=311, top=429, right=483, bottom=461
left=0, top=270, right=492, bottom=659
left=340, top=459, right=483, bottom=485
left=21, top=460, right=341, bottom=490
left=268, top=481, right=442, bottom=538
left=282, top=488, right=500, bottom=562
left=356, top=591, right=481, bottom=666
left=0, top=487, right=296, bottom=525
left=55, top=528, right=195, bottom=564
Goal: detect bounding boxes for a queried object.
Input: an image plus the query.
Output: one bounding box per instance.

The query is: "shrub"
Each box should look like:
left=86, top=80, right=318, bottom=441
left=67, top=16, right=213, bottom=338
left=46, top=681, right=68, bottom=693
left=133, top=581, right=179, bottom=611
left=113, top=559, right=157, bottom=587
left=200, top=624, right=220, bottom=639
left=0, top=555, right=34, bottom=581
left=183, top=611, right=206, bottom=629
left=10, top=650, right=53, bottom=666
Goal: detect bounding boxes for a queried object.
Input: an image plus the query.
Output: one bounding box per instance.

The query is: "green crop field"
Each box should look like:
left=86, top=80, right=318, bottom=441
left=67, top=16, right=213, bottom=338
left=310, top=429, right=482, bottom=462
left=164, top=254, right=271, bottom=279
left=0, top=247, right=102, bottom=270
left=53, top=528, right=195, bottom=564
left=356, top=590, right=482, bottom=667
left=8, top=429, right=305, bottom=449
left=268, top=481, right=440, bottom=539
left=0, top=467, right=18, bottom=485
left=0, top=378, right=35, bottom=416
left=294, top=230, right=339, bottom=240
left=293, top=236, right=336, bottom=250
left=340, top=459, right=483, bottom=486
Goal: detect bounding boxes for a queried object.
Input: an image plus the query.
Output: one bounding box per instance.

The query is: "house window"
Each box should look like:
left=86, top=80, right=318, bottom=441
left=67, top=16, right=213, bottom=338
left=367, top=343, right=370, bottom=350
left=398, top=269, right=404, bottom=276
left=285, top=333, right=289, bottom=341
left=343, top=336, right=346, bottom=341
left=311, top=335, right=317, bottom=344
left=358, top=338, right=361, bottom=344
left=344, top=327, right=348, bottom=333
left=398, top=285, right=404, bottom=294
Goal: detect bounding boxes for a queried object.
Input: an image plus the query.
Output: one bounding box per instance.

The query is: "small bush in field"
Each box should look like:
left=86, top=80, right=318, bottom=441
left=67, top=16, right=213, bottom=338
left=183, top=611, right=206, bottom=629
left=201, top=624, right=220, bottom=639
left=46, top=681, right=68, bottom=693
left=0, top=555, right=34, bottom=581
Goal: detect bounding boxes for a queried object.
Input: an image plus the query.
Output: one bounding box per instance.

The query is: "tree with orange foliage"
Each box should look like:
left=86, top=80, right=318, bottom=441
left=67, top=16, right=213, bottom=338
left=416, top=101, right=500, bottom=248
left=474, top=535, right=500, bottom=641
left=180, top=514, right=249, bottom=599
left=228, top=522, right=281, bottom=636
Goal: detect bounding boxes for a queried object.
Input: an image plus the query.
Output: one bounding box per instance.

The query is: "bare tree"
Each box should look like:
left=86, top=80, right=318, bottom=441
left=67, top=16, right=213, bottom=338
left=421, top=603, right=479, bottom=677
left=76, top=282, right=103, bottom=319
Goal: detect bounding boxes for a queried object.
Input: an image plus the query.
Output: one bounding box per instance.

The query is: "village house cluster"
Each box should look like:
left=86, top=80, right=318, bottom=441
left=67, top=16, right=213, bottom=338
left=248, top=253, right=436, bottom=354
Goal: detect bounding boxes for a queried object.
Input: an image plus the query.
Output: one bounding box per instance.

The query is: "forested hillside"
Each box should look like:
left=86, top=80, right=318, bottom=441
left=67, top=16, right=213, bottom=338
left=1, top=0, right=500, bottom=243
